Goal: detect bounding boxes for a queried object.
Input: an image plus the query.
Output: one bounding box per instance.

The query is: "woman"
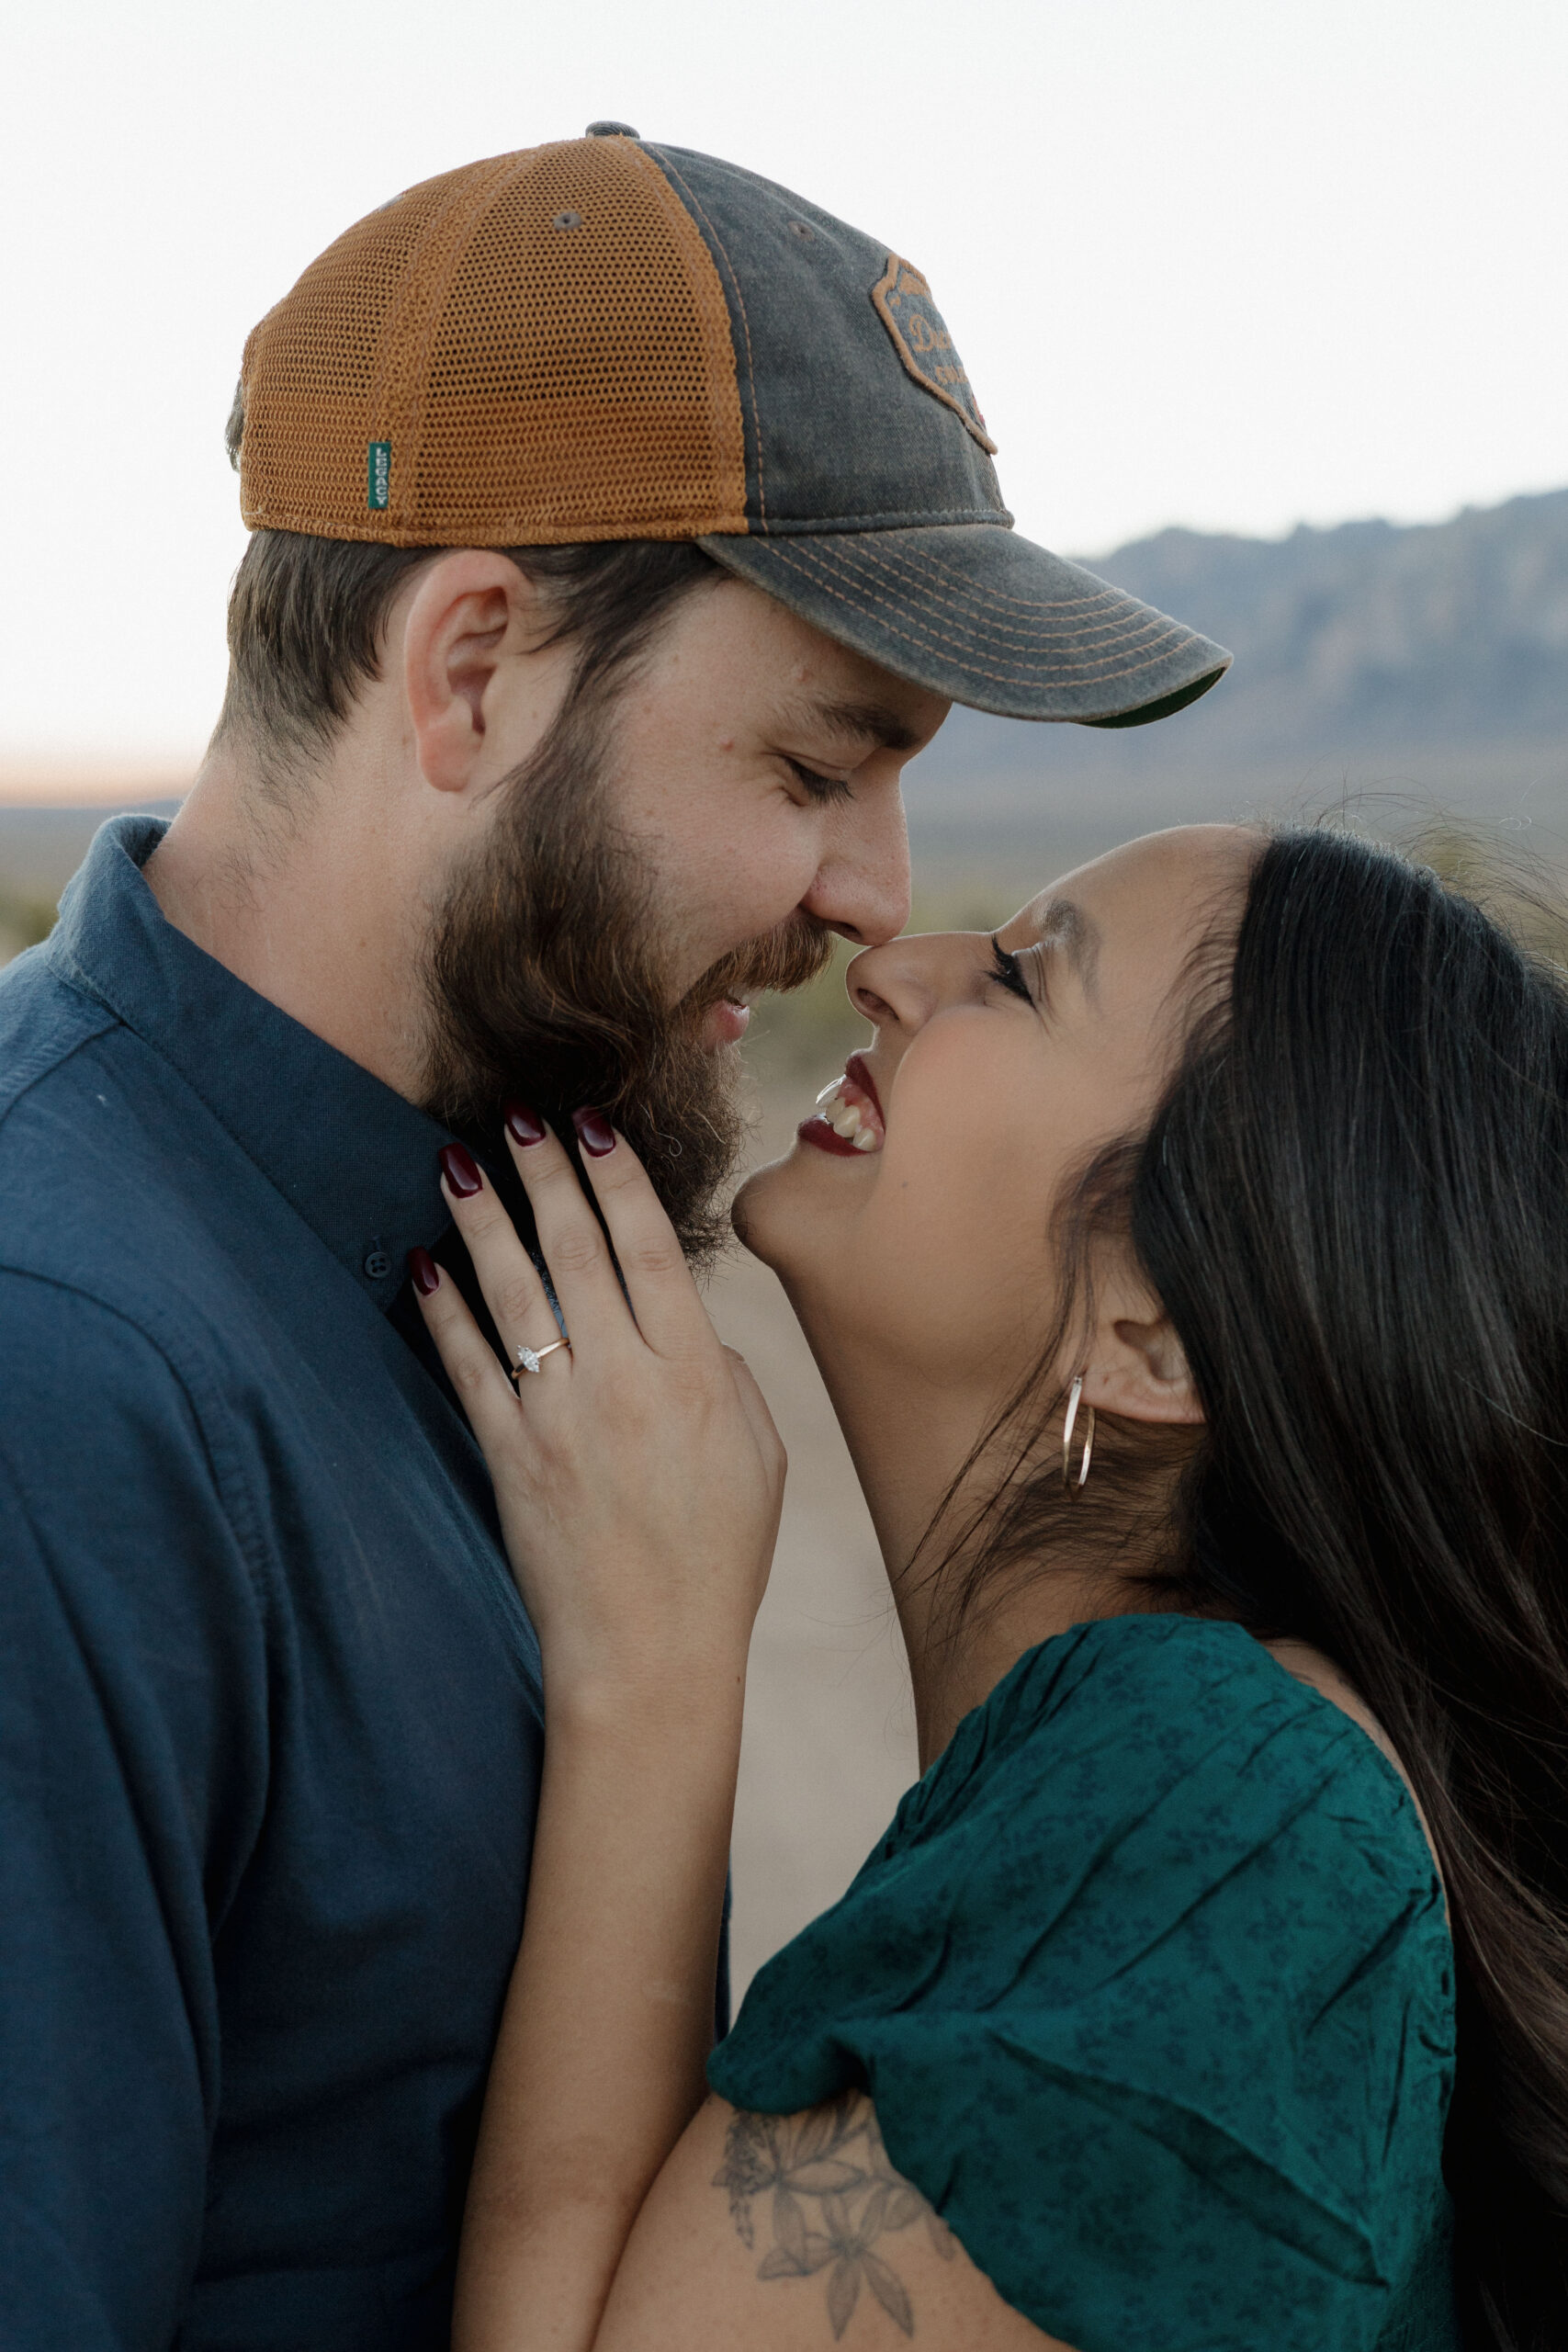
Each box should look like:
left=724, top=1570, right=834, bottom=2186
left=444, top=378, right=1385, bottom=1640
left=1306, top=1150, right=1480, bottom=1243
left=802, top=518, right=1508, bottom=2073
left=411, top=820, right=1568, bottom=2350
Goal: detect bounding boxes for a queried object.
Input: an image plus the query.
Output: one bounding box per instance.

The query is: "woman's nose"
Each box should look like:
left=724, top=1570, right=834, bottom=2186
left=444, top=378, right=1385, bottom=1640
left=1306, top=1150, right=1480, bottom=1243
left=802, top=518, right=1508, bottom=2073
left=845, top=928, right=975, bottom=1031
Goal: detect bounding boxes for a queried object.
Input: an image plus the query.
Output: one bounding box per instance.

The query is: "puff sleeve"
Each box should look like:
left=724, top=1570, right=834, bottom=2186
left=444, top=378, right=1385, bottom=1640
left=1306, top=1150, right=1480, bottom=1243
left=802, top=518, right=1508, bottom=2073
left=709, top=1616, right=1457, bottom=2352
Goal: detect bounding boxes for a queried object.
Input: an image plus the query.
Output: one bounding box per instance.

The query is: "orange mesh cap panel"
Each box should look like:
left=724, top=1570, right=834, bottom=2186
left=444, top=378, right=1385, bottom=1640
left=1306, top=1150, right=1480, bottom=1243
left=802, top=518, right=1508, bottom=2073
left=233, top=131, right=1232, bottom=725
left=239, top=140, right=749, bottom=548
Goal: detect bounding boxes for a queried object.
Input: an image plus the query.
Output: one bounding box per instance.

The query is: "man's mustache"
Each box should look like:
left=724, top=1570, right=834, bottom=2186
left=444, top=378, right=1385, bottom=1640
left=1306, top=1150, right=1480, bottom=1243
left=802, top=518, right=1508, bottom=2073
left=679, top=910, right=837, bottom=1021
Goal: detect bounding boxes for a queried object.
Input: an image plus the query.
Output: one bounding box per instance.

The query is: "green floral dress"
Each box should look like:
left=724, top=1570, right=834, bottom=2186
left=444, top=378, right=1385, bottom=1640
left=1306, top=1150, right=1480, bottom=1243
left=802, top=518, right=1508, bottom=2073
left=709, top=1613, right=1458, bottom=2351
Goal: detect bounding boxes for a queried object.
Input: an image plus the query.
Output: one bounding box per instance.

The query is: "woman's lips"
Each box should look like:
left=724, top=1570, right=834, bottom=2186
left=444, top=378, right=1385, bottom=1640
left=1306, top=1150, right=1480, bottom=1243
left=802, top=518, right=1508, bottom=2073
left=843, top=1052, right=883, bottom=1123
left=796, top=1114, right=864, bottom=1158
left=796, top=1052, right=886, bottom=1159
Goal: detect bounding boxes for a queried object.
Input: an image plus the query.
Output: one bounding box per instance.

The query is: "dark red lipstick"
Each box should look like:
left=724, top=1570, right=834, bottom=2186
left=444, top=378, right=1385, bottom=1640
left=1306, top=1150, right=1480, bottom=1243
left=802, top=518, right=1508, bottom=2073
left=796, top=1052, right=886, bottom=1158
left=796, top=1114, right=864, bottom=1157
left=842, top=1052, right=884, bottom=1124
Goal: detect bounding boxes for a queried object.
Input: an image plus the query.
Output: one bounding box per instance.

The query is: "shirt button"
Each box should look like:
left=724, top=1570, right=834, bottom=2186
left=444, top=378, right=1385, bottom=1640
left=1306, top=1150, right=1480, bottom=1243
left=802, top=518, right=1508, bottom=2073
left=363, top=1246, right=392, bottom=1281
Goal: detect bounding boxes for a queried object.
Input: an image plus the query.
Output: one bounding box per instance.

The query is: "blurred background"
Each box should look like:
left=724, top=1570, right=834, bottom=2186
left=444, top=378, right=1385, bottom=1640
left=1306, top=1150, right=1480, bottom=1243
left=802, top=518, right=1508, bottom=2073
left=4, top=0, right=1566, bottom=1994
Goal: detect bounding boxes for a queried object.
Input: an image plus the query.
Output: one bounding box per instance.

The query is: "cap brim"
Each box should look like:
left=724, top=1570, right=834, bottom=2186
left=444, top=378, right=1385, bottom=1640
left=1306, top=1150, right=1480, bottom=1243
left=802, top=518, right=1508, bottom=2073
left=697, top=524, right=1230, bottom=726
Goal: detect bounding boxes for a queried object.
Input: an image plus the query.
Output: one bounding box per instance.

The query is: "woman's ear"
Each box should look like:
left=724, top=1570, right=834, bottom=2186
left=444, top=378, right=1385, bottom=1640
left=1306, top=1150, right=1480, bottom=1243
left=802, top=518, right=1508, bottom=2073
left=1079, top=1258, right=1206, bottom=1428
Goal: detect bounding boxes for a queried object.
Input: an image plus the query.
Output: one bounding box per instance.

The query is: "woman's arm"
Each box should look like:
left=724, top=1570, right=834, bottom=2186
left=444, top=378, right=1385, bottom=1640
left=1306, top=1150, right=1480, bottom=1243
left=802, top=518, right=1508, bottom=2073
left=416, top=1116, right=780, bottom=2350
left=452, top=1687, right=744, bottom=2350
left=597, top=2092, right=1067, bottom=2351
left=418, top=1122, right=1064, bottom=2351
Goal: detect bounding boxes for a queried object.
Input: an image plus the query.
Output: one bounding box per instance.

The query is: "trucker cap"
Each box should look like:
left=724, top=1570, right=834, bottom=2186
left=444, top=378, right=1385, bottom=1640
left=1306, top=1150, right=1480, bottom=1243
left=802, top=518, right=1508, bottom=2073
left=237, top=128, right=1230, bottom=728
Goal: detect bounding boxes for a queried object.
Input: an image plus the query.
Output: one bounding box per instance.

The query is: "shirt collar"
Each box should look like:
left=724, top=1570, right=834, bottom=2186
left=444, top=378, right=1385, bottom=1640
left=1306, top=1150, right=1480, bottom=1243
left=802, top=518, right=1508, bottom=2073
left=48, top=814, right=457, bottom=1311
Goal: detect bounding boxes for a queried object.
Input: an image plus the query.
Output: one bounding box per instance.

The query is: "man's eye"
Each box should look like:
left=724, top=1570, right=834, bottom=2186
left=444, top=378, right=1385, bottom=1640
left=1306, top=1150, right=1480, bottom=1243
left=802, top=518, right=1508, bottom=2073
left=786, top=758, right=853, bottom=805
left=989, top=937, right=1034, bottom=1002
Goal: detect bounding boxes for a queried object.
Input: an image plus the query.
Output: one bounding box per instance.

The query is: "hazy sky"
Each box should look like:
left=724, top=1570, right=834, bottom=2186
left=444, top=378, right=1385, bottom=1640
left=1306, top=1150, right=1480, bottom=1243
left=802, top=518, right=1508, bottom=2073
left=4, top=0, right=1564, bottom=768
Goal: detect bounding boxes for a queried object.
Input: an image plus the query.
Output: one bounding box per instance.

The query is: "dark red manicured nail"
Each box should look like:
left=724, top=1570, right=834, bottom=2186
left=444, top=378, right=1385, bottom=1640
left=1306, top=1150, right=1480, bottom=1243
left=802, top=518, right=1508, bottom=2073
left=571, top=1108, right=616, bottom=1158
left=503, top=1100, right=547, bottom=1147
left=439, top=1143, right=484, bottom=1197
left=409, top=1247, right=440, bottom=1296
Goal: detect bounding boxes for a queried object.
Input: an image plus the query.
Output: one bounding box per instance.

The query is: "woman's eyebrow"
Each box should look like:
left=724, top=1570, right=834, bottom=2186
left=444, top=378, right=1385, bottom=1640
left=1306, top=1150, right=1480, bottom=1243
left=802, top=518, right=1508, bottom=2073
left=1032, top=898, right=1102, bottom=996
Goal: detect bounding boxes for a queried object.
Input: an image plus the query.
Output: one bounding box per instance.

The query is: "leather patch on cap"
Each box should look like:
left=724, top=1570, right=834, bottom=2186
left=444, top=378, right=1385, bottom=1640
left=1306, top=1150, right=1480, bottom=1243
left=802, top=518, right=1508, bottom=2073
left=872, top=255, right=998, bottom=453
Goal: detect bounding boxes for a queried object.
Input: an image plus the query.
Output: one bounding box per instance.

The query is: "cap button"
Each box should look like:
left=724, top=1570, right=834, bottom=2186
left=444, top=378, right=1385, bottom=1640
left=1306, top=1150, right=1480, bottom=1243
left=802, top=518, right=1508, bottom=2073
left=585, top=119, right=638, bottom=137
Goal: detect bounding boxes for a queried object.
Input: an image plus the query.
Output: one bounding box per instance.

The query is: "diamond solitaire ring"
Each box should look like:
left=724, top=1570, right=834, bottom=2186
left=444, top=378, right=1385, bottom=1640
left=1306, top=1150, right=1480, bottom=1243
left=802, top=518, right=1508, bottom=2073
left=511, top=1338, right=571, bottom=1381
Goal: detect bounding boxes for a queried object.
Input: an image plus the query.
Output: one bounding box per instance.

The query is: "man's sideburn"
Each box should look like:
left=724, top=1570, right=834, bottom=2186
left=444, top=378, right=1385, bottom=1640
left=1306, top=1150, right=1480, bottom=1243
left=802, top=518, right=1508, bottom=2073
left=421, top=682, right=834, bottom=1265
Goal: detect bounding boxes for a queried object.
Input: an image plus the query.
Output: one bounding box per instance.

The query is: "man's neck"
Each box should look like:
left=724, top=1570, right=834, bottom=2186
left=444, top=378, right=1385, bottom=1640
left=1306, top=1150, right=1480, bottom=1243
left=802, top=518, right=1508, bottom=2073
left=142, top=740, right=436, bottom=1103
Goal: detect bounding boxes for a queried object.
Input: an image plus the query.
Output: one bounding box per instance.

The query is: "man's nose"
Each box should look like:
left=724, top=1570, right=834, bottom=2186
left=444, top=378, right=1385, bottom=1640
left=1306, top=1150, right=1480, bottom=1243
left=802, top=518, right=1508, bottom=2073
left=801, top=783, right=911, bottom=947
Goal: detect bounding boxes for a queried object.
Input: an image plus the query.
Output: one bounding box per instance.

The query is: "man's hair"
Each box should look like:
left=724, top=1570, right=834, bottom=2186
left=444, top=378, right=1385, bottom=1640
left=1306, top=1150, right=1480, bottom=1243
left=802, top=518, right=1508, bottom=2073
left=219, top=385, right=722, bottom=775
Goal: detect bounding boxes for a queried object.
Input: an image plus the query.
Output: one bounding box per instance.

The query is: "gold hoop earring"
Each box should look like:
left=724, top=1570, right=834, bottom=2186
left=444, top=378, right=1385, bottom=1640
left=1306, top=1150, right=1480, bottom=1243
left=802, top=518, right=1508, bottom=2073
left=1062, top=1374, right=1095, bottom=1493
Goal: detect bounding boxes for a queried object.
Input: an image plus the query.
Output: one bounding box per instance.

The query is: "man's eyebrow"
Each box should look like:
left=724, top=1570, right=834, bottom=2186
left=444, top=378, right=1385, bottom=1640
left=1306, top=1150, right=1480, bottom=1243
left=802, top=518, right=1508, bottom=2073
left=784, top=694, right=925, bottom=756
left=1033, top=897, right=1102, bottom=994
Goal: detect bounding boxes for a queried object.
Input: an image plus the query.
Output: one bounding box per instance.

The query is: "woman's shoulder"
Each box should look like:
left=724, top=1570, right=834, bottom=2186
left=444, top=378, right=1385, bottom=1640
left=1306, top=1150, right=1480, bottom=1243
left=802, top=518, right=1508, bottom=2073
left=715, top=1609, right=1454, bottom=2135
left=890, top=1611, right=1438, bottom=1886
left=712, top=1611, right=1457, bottom=2350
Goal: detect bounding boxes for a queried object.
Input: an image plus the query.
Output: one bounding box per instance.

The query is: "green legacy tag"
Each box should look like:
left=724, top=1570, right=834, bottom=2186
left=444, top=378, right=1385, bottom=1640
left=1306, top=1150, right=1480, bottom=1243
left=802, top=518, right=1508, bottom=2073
left=367, top=441, right=391, bottom=510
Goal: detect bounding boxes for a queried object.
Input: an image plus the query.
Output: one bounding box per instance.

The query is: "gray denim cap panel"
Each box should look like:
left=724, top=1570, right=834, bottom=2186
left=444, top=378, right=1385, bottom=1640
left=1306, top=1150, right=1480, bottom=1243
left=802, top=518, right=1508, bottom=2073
left=646, top=144, right=1010, bottom=532
left=641, top=139, right=1231, bottom=725
left=699, top=526, right=1233, bottom=724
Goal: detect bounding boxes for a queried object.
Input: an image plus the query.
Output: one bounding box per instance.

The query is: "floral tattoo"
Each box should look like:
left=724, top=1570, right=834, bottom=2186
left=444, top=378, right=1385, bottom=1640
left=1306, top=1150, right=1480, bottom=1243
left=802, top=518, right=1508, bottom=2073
left=713, top=2092, right=954, bottom=2339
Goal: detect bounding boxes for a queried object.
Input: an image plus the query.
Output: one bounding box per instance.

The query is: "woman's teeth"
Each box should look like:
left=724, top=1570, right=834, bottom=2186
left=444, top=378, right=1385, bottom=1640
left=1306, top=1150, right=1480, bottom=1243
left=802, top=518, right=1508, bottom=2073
left=815, top=1076, right=882, bottom=1150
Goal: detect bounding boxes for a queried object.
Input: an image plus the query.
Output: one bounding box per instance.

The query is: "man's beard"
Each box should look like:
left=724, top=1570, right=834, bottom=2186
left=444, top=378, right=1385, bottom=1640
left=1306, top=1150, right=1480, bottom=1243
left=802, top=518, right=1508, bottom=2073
left=420, top=687, right=833, bottom=1267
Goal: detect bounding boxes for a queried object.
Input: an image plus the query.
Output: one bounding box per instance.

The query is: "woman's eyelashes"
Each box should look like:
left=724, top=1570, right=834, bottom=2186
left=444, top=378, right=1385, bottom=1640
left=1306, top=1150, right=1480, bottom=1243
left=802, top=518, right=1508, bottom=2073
left=989, top=936, right=1038, bottom=1004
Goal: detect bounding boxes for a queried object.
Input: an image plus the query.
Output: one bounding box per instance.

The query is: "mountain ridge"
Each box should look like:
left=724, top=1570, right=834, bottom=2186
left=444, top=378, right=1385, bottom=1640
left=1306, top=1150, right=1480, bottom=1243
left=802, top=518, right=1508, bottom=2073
left=908, top=484, right=1568, bottom=858
left=3, top=486, right=1567, bottom=897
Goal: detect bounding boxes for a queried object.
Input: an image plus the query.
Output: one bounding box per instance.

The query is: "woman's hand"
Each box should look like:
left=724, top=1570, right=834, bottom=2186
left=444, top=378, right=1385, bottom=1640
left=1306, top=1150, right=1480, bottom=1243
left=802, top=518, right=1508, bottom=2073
left=418, top=1112, right=784, bottom=2349
left=412, top=1107, right=785, bottom=1708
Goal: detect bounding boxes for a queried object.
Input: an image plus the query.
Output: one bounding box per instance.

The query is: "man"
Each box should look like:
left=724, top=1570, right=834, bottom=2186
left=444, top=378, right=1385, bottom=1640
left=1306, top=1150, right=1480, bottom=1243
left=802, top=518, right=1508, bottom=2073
left=0, top=127, right=1227, bottom=2347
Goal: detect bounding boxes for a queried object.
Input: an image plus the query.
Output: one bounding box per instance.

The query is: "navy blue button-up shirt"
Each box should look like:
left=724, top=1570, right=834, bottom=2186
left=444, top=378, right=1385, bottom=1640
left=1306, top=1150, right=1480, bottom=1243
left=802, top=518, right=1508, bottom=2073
left=0, top=818, right=546, bottom=2349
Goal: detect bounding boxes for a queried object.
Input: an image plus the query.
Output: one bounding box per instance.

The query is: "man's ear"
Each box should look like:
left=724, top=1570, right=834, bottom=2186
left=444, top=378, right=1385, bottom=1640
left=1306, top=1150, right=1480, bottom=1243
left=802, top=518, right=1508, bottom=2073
left=399, top=551, right=550, bottom=796
left=1079, top=1257, right=1206, bottom=1428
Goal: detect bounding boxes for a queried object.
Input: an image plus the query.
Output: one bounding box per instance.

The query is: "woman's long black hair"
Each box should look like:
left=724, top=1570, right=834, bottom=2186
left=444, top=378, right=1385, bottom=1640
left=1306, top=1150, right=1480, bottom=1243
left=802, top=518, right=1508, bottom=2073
left=946, top=827, right=1568, bottom=2343
left=1138, top=829, right=1568, bottom=2343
